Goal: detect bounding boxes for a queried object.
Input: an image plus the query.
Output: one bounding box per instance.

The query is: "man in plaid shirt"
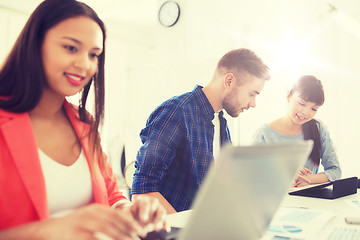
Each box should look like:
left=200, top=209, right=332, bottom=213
left=131, top=48, right=270, bottom=213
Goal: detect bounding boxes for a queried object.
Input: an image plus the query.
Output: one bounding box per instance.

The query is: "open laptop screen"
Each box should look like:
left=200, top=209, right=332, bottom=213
left=176, top=141, right=313, bottom=240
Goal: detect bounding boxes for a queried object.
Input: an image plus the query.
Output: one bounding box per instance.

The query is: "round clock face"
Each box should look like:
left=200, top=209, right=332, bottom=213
left=158, top=1, right=180, bottom=27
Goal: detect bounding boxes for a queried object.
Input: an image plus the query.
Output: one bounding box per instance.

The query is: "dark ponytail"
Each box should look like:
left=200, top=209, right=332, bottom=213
left=303, top=119, right=321, bottom=166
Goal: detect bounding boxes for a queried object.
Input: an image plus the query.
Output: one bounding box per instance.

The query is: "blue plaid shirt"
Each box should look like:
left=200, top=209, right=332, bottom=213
left=131, top=85, right=231, bottom=212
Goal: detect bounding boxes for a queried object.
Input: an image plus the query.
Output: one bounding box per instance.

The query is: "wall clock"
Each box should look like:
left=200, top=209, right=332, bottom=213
left=158, top=1, right=180, bottom=27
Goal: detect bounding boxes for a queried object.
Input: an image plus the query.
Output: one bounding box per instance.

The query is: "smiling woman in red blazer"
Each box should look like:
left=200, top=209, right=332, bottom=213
left=0, top=0, right=168, bottom=239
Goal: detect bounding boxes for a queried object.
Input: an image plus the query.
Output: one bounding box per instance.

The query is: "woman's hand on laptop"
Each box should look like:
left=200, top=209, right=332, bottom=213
left=293, top=175, right=311, bottom=187
left=0, top=204, right=146, bottom=240
left=293, top=168, right=313, bottom=187
left=116, top=195, right=170, bottom=238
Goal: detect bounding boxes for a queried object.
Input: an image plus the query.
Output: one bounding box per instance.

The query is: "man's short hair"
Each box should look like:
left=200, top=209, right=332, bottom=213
left=217, top=48, right=270, bottom=84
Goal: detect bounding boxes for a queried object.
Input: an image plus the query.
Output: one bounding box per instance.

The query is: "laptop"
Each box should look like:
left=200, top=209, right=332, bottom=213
left=289, top=176, right=358, bottom=199
left=164, top=141, right=313, bottom=240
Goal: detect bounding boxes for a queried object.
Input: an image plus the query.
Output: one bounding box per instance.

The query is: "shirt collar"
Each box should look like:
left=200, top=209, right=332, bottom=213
left=193, top=85, right=215, bottom=120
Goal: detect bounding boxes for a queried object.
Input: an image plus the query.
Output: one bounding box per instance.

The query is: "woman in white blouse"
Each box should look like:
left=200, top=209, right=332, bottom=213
left=0, top=0, right=168, bottom=239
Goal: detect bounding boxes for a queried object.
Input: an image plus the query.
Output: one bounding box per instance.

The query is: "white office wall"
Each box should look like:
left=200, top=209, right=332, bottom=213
left=103, top=0, right=360, bottom=179
left=1, top=0, right=359, bottom=182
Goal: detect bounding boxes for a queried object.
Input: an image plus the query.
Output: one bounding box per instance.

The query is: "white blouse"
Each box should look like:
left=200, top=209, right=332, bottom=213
left=38, top=148, right=93, bottom=217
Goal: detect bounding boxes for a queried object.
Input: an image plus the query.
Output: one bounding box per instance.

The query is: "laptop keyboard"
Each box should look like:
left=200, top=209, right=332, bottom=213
left=140, top=227, right=181, bottom=240
left=327, top=227, right=360, bottom=240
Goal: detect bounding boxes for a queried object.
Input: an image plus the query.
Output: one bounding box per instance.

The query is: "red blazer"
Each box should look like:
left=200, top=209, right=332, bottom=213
left=0, top=101, right=127, bottom=230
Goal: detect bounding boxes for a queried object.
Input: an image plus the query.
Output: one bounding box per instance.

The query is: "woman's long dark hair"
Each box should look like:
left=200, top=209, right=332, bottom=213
left=289, top=75, right=324, bottom=166
left=0, top=0, right=106, bottom=160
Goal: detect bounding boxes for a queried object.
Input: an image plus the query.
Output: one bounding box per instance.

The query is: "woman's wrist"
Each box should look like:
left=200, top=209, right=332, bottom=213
left=112, top=199, right=133, bottom=210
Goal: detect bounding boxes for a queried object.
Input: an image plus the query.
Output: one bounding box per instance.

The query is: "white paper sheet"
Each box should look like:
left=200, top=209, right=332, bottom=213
left=262, top=207, right=336, bottom=240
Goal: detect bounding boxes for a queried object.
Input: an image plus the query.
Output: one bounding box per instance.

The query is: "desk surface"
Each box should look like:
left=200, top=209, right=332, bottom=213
left=167, top=191, right=360, bottom=239
left=281, top=192, right=360, bottom=227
